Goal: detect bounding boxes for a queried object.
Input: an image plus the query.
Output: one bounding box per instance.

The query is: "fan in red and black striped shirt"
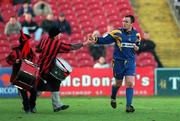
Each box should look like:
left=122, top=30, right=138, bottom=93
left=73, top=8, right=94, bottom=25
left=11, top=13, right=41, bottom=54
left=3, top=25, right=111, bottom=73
left=36, top=28, right=88, bottom=77
left=35, top=26, right=90, bottom=112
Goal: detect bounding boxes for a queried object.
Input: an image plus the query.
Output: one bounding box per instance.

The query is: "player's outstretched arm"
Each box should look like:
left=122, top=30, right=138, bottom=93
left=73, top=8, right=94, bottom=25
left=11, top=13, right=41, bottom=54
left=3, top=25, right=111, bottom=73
left=70, top=39, right=93, bottom=50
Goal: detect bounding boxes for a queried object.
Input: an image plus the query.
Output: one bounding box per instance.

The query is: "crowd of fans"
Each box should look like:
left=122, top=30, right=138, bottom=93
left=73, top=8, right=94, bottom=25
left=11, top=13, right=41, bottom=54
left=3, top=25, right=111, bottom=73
left=1, top=1, right=71, bottom=41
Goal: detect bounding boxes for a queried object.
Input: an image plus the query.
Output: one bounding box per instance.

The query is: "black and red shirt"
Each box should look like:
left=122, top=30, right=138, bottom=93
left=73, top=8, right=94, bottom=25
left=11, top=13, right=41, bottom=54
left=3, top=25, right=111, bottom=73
left=36, top=35, right=71, bottom=75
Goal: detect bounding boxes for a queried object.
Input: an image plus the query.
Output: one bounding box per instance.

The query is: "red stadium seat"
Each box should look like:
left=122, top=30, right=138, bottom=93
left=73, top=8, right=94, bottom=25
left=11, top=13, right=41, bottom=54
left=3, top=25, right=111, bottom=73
left=57, top=0, right=70, bottom=5
left=60, top=53, right=76, bottom=61
left=76, top=52, right=93, bottom=61
left=0, top=41, right=10, bottom=48
left=78, top=59, right=94, bottom=67
left=80, top=20, right=94, bottom=29
left=71, top=26, right=81, bottom=34
left=137, top=52, right=155, bottom=61
left=0, top=22, right=4, bottom=33
left=137, top=59, right=157, bottom=67
left=75, top=9, right=87, bottom=17
left=0, top=4, right=13, bottom=12
left=90, top=9, right=104, bottom=18
left=73, top=3, right=86, bottom=12
left=86, top=0, right=99, bottom=6
left=1, top=10, right=16, bottom=22
left=67, top=59, right=78, bottom=68
left=18, top=16, right=25, bottom=23
left=0, top=59, right=10, bottom=67
left=71, top=0, right=84, bottom=7
left=88, top=3, right=99, bottom=11
left=9, top=34, right=19, bottom=41
left=82, top=26, right=94, bottom=35
left=0, top=33, right=7, bottom=40
left=102, top=2, right=114, bottom=11
left=69, top=34, right=83, bottom=43
left=66, top=14, right=78, bottom=22
left=0, top=53, right=9, bottom=61
left=78, top=15, right=89, bottom=23
left=58, top=3, right=71, bottom=12
left=77, top=47, right=89, bottom=53
left=0, top=46, right=10, bottom=54
left=116, top=0, right=131, bottom=6
left=10, top=40, right=19, bottom=48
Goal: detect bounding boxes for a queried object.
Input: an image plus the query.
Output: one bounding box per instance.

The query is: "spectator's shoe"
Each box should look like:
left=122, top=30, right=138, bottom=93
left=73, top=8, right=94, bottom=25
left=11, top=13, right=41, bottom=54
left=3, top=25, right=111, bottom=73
left=54, top=105, right=69, bottom=112
left=126, top=105, right=135, bottom=113
left=110, top=99, right=117, bottom=109
left=31, top=107, right=37, bottom=113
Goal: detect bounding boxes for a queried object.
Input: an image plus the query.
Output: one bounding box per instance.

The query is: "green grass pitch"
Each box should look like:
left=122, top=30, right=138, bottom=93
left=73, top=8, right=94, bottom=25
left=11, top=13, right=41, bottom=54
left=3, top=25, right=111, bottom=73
left=0, top=97, right=180, bottom=121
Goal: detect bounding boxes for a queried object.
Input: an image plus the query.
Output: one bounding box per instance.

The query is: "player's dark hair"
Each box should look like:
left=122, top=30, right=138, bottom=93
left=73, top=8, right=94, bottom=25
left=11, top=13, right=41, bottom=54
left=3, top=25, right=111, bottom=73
left=125, top=15, right=135, bottom=23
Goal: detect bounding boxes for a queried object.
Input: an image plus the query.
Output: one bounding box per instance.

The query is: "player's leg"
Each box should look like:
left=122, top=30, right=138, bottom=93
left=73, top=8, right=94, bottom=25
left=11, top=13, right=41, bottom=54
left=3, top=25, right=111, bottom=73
left=110, top=60, right=125, bottom=108
left=124, top=60, right=136, bottom=112
left=111, top=80, right=123, bottom=108
left=125, top=76, right=135, bottom=112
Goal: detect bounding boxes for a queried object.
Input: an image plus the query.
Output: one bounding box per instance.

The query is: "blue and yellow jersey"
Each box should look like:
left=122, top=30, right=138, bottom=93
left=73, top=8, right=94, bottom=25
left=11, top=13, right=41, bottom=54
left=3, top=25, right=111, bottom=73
left=96, top=28, right=141, bottom=61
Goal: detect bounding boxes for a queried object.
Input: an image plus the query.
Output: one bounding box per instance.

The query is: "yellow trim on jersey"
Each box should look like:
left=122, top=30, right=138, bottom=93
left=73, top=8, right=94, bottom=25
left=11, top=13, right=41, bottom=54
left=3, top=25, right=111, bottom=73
left=109, top=30, right=122, bottom=41
left=109, top=30, right=122, bottom=51
left=116, top=40, right=122, bottom=51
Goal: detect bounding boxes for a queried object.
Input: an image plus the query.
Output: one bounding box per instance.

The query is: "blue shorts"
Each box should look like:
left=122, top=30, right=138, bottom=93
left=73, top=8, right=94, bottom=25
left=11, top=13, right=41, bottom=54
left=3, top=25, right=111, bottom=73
left=113, top=59, right=136, bottom=80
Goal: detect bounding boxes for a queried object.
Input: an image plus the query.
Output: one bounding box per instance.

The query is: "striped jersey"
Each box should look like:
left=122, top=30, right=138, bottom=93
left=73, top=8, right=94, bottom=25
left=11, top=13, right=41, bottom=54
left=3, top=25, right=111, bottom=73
left=36, top=35, right=71, bottom=75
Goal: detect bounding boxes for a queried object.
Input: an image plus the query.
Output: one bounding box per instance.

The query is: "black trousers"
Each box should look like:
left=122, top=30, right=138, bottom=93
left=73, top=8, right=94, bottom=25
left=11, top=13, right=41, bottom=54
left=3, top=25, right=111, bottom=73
left=18, top=88, right=37, bottom=111
left=37, top=73, right=61, bottom=92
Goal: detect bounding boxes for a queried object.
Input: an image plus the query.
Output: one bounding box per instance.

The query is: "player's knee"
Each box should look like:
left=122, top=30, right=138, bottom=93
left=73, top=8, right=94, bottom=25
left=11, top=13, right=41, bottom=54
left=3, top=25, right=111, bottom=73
left=115, top=80, right=123, bottom=87
left=126, top=81, right=133, bottom=88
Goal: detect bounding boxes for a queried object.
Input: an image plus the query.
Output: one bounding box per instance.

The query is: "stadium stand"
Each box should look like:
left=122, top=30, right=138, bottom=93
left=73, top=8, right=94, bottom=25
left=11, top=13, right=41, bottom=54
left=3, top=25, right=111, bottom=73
left=0, top=0, right=147, bottom=68
left=134, top=0, right=180, bottom=67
